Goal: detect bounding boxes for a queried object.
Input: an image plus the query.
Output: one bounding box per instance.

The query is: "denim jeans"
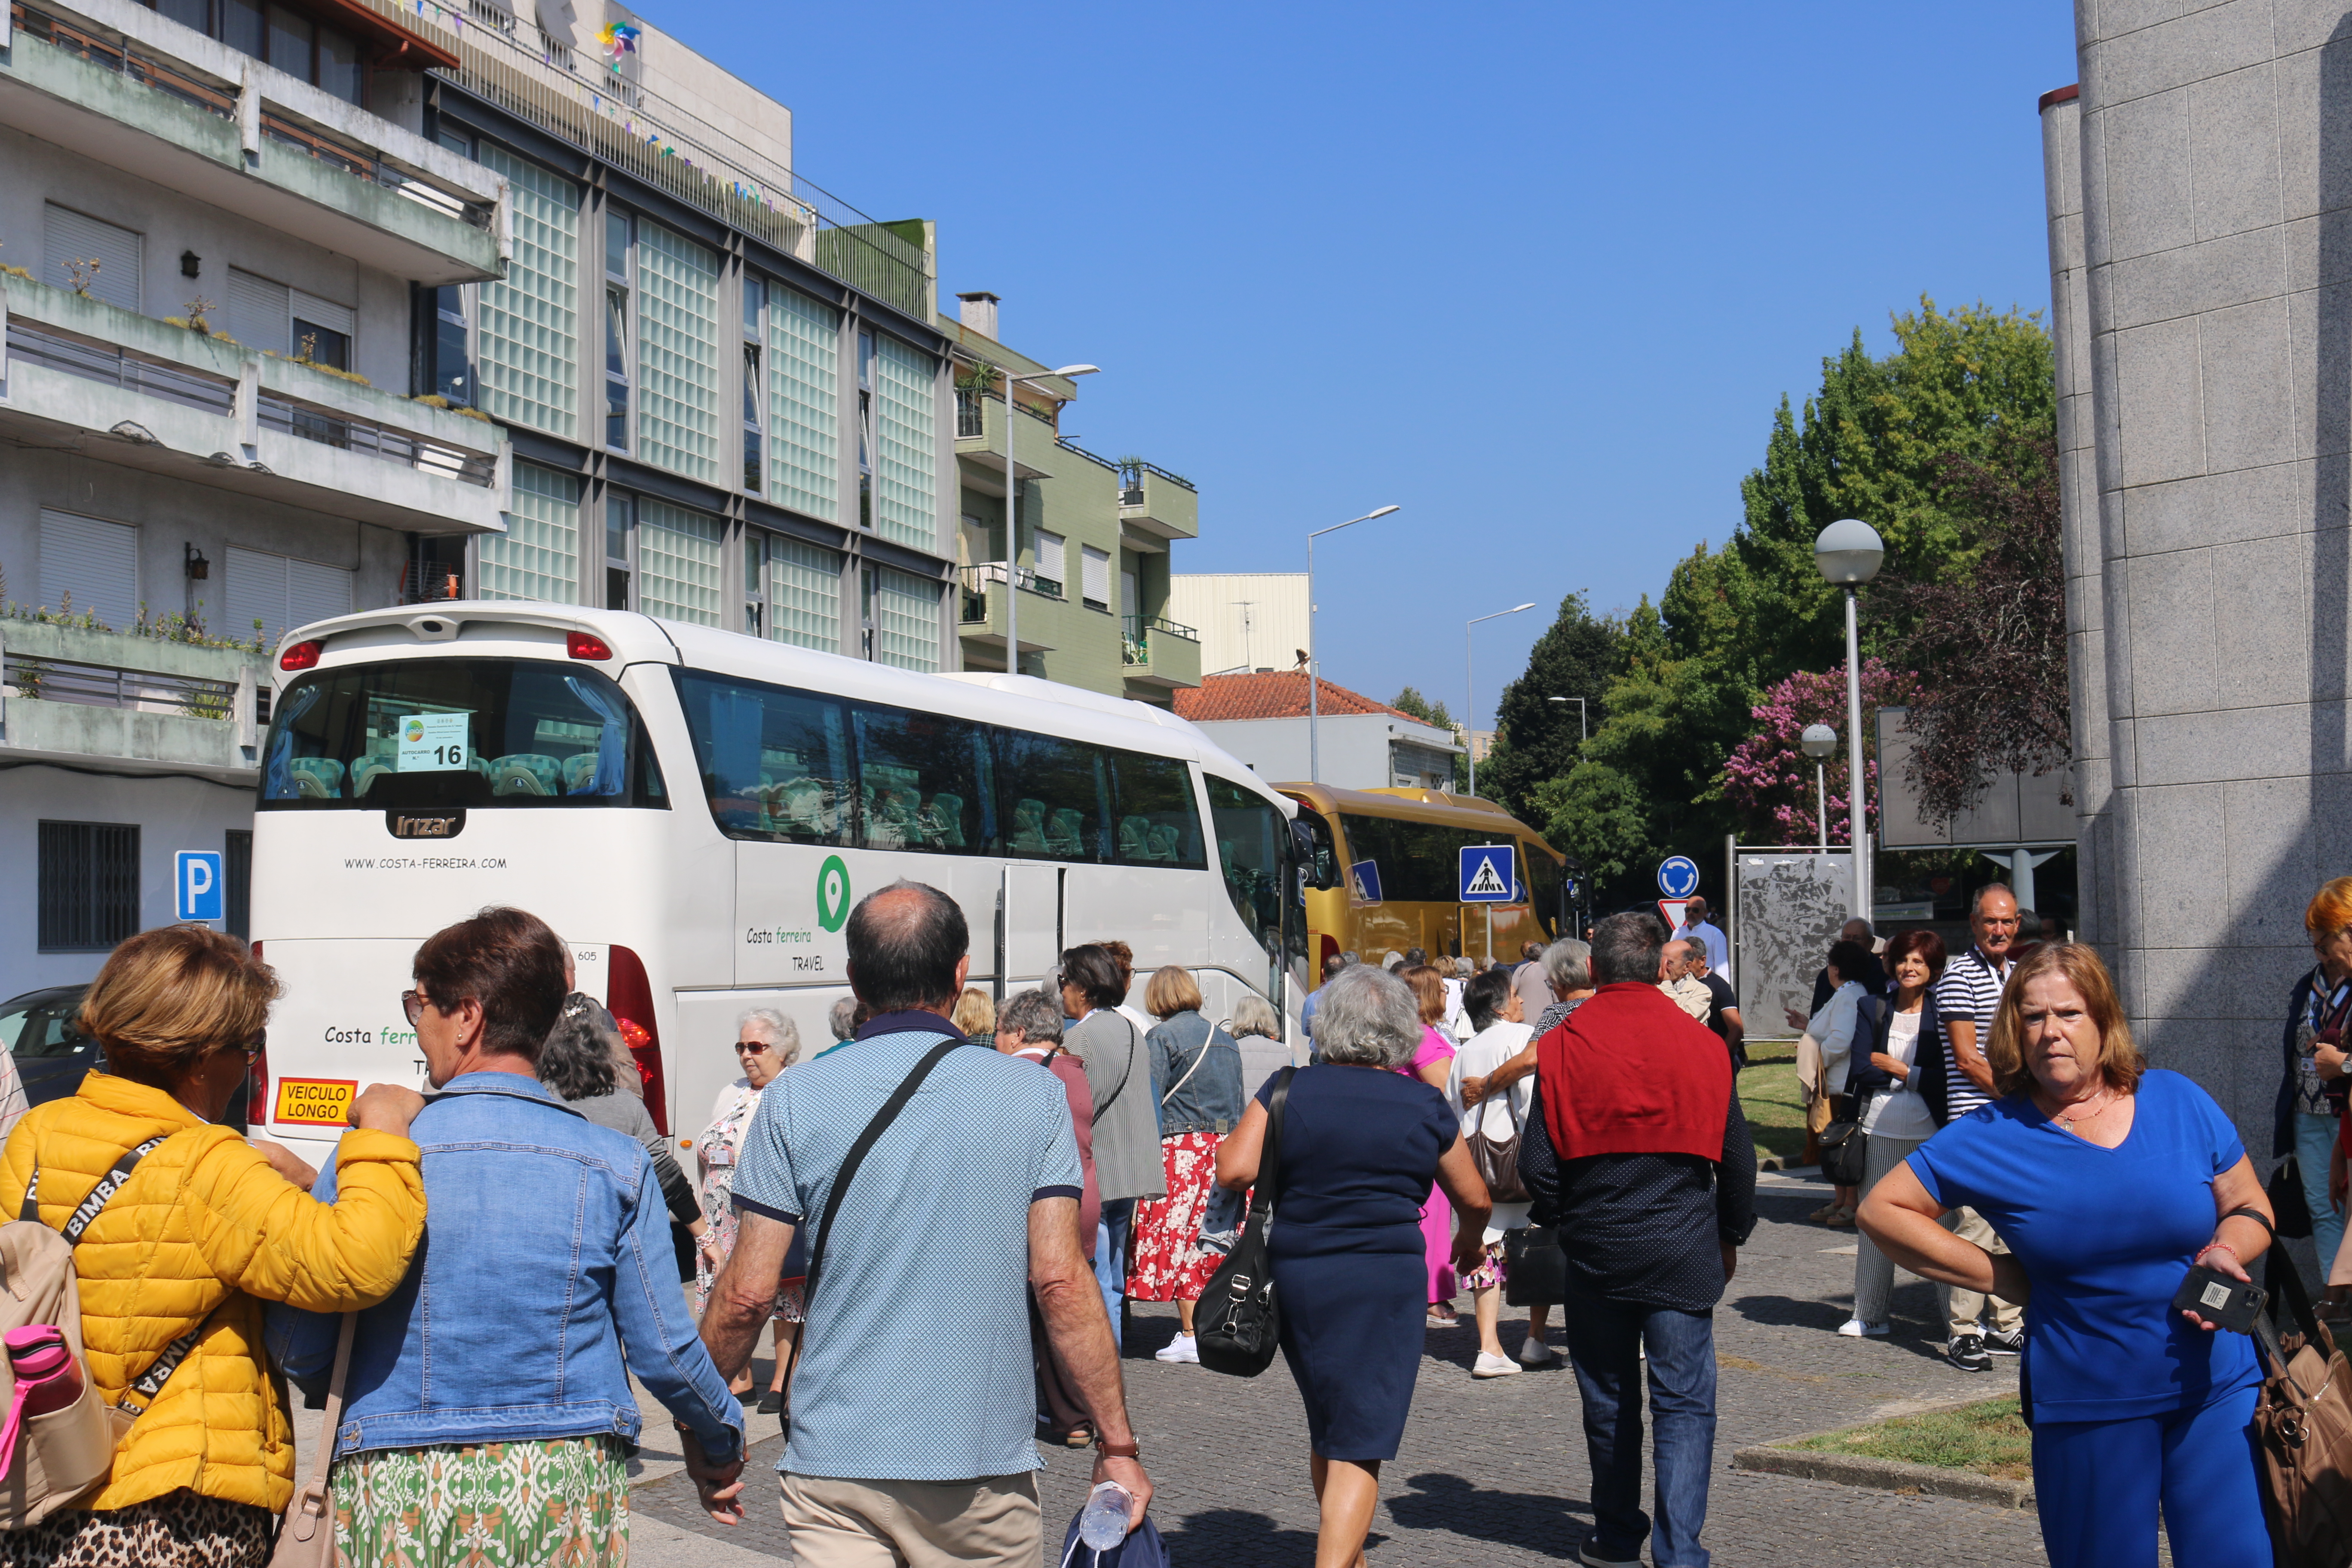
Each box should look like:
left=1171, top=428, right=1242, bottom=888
left=1094, top=1199, right=1136, bottom=1352
left=1562, top=1293, right=1718, bottom=1568
left=2297, top=1112, right=2346, bottom=1274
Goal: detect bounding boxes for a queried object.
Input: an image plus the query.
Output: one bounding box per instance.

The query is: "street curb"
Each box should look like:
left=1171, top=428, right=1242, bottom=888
left=1730, top=1442, right=2035, bottom=1510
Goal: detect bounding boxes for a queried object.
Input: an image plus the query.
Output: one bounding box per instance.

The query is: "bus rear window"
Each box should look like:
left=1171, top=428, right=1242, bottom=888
left=260, top=660, right=666, bottom=810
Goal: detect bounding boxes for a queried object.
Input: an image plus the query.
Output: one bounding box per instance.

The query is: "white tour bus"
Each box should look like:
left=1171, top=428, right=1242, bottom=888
left=247, top=603, right=1313, bottom=1166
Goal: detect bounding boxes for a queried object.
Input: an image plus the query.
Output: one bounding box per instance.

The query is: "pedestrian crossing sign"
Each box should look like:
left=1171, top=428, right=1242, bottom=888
left=1459, top=844, right=1516, bottom=904
left=1350, top=859, right=1384, bottom=905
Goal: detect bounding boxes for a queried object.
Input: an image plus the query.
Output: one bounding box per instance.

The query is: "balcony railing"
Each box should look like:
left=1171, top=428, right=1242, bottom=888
left=3, top=649, right=271, bottom=723
left=959, top=562, right=1062, bottom=603
left=6, top=319, right=237, bottom=414
left=955, top=390, right=984, bottom=440
left=258, top=391, right=498, bottom=487
left=1121, top=614, right=1199, bottom=665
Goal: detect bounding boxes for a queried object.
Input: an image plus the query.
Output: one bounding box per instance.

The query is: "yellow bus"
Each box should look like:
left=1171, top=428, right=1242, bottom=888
left=1276, top=783, right=1570, bottom=978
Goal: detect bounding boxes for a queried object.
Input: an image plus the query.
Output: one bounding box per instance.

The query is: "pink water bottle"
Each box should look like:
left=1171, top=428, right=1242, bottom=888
left=0, top=1326, right=85, bottom=1481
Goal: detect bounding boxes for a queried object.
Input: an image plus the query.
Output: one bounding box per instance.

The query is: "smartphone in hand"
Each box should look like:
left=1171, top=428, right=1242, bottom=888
left=2171, top=1264, right=2266, bottom=1333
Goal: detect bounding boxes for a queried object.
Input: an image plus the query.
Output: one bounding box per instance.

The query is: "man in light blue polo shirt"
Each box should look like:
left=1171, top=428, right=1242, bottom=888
left=689, top=880, right=1151, bottom=1565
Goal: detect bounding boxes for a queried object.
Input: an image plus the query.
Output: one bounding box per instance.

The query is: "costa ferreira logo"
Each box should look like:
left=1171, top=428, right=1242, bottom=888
left=386, top=809, right=466, bottom=839
left=816, top=855, right=851, bottom=933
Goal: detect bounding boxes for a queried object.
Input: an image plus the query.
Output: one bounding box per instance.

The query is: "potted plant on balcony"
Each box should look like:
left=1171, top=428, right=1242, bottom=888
left=1118, top=456, right=1146, bottom=509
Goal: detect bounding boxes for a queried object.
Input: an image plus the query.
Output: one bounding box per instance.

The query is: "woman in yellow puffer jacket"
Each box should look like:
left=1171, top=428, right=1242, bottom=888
left=1, top=923, right=426, bottom=1567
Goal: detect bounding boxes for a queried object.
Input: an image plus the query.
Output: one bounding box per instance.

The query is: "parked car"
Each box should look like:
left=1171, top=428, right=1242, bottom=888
left=0, top=986, right=251, bottom=1127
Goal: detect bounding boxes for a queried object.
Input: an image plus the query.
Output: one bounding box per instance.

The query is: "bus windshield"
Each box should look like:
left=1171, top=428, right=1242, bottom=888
left=259, top=659, right=667, bottom=809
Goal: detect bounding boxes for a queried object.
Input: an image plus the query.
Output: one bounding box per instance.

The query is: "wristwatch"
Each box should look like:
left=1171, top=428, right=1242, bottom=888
left=1093, top=1434, right=1141, bottom=1460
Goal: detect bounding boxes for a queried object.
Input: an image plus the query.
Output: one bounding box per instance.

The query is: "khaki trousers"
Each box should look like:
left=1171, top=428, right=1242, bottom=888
left=1942, top=1205, right=2024, bottom=1339
left=780, top=1471, right=1041, bottom=1568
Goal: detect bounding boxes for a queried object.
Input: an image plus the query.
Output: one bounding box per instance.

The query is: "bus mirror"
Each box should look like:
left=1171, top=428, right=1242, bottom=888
left=1288, top=820, right=1339, bottom=890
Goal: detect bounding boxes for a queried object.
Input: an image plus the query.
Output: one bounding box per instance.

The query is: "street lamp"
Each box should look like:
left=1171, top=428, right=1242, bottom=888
left=1465, top=603, right=1536, bottom=798
left=1799, top=722, right=1837, bottom=852
left=1001, top=363, right=1098, bottom=677
left=1813, top=518, right=1883, bottom=919
left=1306, top=505, right=1401, bottom=781
left=1546, top=695, right=1588, bottom=744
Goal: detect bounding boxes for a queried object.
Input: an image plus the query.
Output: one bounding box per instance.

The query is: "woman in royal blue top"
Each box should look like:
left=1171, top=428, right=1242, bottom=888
left=1859, top=942, right=2275, bottom=1568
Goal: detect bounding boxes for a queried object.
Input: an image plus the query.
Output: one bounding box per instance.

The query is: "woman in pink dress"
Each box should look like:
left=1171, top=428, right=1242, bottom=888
left=1397, top=965, right=1462, bottom=1323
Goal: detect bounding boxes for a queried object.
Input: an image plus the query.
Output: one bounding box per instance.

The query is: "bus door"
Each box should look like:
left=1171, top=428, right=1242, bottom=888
left=999, top=864, right=1060, bottom=998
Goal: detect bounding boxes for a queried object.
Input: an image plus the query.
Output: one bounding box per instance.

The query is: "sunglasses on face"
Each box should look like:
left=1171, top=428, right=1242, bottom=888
left=401, top=989, right=429, bottom=1026
left=736, top=1039, right=773, bottom=1055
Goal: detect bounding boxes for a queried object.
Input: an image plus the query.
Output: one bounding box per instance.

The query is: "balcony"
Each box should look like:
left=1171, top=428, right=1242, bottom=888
left=0, top=273, right=509, bottom=534
left=1120, top=614, right=1201, bottom=690
left=0, top=0, right=503, bottom=285
left=0, top=618, right=271, bottom=782
left=1118, top=463, right=1199, bottom=542
left=956, top=562, right=1063, bottom=656
left=953, top=395, right=1058, bottom=489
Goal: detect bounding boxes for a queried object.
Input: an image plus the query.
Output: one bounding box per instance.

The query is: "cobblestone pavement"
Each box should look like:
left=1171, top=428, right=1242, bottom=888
left=629, top=1170, right=2049, bottom=1565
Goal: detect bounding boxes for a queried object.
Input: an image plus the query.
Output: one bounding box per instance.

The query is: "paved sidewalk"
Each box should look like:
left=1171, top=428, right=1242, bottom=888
left=623, top=1168, right=2051, bottom=1565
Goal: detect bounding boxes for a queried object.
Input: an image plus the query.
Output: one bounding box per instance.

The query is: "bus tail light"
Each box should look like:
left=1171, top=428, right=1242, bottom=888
left=567, top=631, right=613, bottom=661
left=279, top=640, right=323, bottom=671
left=247, top=1040, right=270, bottom=1131
left=1317, top=934, right=1338, bottom=981
left=606, top=945, right=668, bottom=1135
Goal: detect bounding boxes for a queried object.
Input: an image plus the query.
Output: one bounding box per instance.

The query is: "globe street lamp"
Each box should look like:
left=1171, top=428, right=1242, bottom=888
left=1813, top=518, right=1883, bottom=919
left=1306, top=505, right=1401, bottom=781
left=1800, top=722, right=1837, bottom=852
left=1465, top=603, right=1536, bottom=798
left=1001, top=364, right=1098, bottom=677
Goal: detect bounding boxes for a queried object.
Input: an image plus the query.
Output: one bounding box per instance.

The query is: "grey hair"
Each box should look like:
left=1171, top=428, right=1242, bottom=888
left=1970, top=883, right=2015, bottom=915
left=1313, top=966, right=1422, bottom=1068
left=1542, top=937, right=1592, bottom=995
left=997, top=988, right=1064, bottom=1047
left=1589, top=912, right=1666, bottom=987
left=1231, top=993, right=1280, bottom=1041
left=827, top=996, right=858, bottom=1042
left=737, top=1007, right=802, bottom=1067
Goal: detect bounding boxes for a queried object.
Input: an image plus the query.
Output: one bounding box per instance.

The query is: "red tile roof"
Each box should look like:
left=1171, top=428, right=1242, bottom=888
left=1173, top=671, right=1426, bottom=725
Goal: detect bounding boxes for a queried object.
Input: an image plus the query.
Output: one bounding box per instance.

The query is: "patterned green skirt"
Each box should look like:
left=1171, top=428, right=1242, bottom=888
left=333, top=1434, right=630, bottom=1568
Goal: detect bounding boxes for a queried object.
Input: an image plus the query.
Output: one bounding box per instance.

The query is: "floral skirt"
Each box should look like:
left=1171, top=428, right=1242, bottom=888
left=1462, top=1238, right=1507, bottom=1293
left=1127, top=1131, right=1225, bottom=1302
left=334, top=1434, right=629, bottom=1568
left=4, top=1491, right=275, bottom=1568
left=694, top=1164, right=806, bottom=1323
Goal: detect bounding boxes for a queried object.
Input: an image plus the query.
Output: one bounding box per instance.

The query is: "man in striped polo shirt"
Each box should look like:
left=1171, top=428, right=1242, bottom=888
left=1928, top=882, right=2028, bottom=1372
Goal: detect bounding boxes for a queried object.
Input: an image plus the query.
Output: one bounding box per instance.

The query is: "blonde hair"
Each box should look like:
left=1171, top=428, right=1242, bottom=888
left=2310, top=878, right=2352, bottom=938
left=81, top=924, right=280, bottom=1087
left=1145, top=965, right=1203, bottom=1019
left=1396, top=964, right=1446, bottom=1027
left=951, top=987, right=995, bottom=1038
left=1986, top=942, right=2143, bottom=1101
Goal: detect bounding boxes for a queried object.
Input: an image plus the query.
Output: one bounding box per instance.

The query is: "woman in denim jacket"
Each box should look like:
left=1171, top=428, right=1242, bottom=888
left=271, top=908, right=745, bottom=1564
left=1128, top=966, right=1246, bottom=1365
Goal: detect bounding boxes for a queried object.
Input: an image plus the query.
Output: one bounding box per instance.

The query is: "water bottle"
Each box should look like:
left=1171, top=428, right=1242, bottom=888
left=1078, top=1480, right=1132, bottom=1550
left=5, top=1327, right=83, bottom=1419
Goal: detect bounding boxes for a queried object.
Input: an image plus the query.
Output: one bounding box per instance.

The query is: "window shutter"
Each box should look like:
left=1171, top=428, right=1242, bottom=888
left=286, top=558, right=352, bottom=632
left=37, top=510, right=139, bottom=629
left=228, top=268, right=291, bottom=354
left=225, top=545, right=290, bottom=647
left=1082, top=546, right=1110, bottom=606
left=291, top=290, right=355, bottom=339
left=1033, top=530, right=1064, bottom=588
left=43, top=205, right=141, bottom=313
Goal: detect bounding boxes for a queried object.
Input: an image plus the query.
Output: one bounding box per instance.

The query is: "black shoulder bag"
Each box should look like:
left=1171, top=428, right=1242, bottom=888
left=1816, top=996, right=1883, bottom=1189
left=1194, top=1066, right=1294, bottom=1378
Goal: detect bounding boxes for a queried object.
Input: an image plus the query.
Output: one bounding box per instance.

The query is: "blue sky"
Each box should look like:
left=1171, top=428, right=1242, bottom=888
left=677, top=0, right=2079, bottom=726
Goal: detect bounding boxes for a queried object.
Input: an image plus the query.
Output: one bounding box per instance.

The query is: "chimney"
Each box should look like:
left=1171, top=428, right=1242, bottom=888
left=956, top=291, right=1000, bottom=340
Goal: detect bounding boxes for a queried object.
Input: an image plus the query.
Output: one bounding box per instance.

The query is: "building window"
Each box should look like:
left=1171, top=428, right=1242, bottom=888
left=38, top=509, right=138, bottom=631
left=225, top=829, right=253, bottom=940
left=480, top=462, right=581, bottom=604
left=634, top=498, right=723, bottom=626
left=473, top=144, right=579, bottom=438
left=764, top=533, right=841, bottom=653
left=225, top=546, right=352, bottom=648
left=229, top=268, right=355, bottom=366
left=1081, top=545, right=1110, bottom=612
left=43, top=205, right=141, bottom=313
left=864, top=565, right=940, bottom=672
left=143, top=0, right=364, bottom=104
left=768, top=285, right=839, bottom=521
left=1032, top=529, right=1065, bottom=597
left=37, top=821, right=139, bottom=952
left=955, top=386, right=984, bottom=439
left=741, top=274, right=764, bottom=494
left=856, top=329, right=874, bottom=530
left=604, top=209, right=632, bottom=452
left=605, top=490, right=634, bottom=610
left=632, top=220, right=721, bottom=481
left=872, top=334, right=937, bottom=550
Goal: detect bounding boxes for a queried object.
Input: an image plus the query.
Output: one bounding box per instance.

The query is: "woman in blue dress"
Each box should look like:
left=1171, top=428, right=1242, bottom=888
left=1859, top=942, right=2275, bottom=1568
left=1217, top=964, right=1489, bottom=1568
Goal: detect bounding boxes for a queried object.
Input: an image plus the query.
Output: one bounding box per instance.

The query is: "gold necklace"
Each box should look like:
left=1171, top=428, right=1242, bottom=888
left=2049, top=1085, right=2115, bottom=1128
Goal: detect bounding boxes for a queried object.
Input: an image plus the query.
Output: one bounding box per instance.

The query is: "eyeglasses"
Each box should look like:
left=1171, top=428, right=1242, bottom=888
left=735, top=1039, right=773, bottom=1055
left=401, top=989, right=429, bottom=1026
left=230, top=1035, right=264, bottom=1064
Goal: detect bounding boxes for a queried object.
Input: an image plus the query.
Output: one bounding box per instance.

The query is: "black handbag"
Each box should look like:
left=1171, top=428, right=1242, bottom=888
left=2272, top=1153, right=2316, bottom=1242
left=1467, top=1088, right=1530, bottom=1205
left=1194, top=1066, right=1294, bottom=1377
left=1817, top=1102, right=1869, bottom=1187
left=1503, top=1224, right=1567, bottom=1307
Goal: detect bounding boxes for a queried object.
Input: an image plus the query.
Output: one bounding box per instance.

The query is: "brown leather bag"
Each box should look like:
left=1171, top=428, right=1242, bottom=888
left=2254, top=1248, right=2352, bottom=1566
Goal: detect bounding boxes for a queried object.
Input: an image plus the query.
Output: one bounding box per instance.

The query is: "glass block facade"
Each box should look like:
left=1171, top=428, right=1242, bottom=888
left=871, top=565, right=940, bottom=671
left=637, top=499, right=723, bottom=626
left=767, top=535, right=841, bottom=653
left=872, top=334, right=937, bottom=550
left=479, top=462, right=580, bottom=603
left=635, top=223, right=721, bottom=482
left=769, top=286, right=839, bottom=522
left=473, top=147, right=579, bottom=438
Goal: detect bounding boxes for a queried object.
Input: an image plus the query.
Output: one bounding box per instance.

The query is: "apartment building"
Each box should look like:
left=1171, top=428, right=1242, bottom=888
left=942, top=291, right=1202, bottom=707
left=1167, top=571, right=1307, bottom=678
left=0, top=0, right=962, bottom=996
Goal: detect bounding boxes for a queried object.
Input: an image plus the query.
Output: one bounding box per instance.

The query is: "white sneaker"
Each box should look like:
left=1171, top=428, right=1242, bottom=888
left=1472, top=1351, right=1522, bottom=1378
left=1516, top=1338, right=1557, bottom=1367
left=1153, top=1333, right=1199, bottom=1364
left=1837, top=1318, right=1891, bottom=1338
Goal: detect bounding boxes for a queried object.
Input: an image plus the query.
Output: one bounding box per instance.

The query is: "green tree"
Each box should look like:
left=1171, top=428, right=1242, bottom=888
left=1390, top=686, right=1455, bottom=731
left=1482, top=591, right=1626, bottom=823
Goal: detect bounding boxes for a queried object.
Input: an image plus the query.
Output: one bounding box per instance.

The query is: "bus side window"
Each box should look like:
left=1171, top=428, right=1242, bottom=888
left=674, top=671, right=850, bottom=844
left=1107, top=750, right=1203, bottom=868
left=1205, top=775, right=1283, bottom=959
left=854, top=704, right=989, bottom=855
left=995, top=729, right=1107, bottom=863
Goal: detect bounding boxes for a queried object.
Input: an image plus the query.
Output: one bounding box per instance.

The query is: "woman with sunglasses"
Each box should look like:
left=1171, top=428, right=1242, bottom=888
left=694, top=1007, right=805, bottom=1415
left=2, top=923, right=428, bottom=1567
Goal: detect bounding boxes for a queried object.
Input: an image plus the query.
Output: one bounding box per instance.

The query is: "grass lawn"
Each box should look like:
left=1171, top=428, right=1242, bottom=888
left=1786, top=1396, right=2031, bottom=1480
left=1741, top=1042, right=1809, bottom=1166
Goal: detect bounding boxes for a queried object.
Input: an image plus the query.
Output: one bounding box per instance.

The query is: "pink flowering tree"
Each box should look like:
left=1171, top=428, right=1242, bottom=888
left=1719, top=661, right=1921, bottom=846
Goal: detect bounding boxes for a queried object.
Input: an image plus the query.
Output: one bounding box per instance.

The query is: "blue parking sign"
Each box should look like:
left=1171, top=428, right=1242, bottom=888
left=1459, top=844, right=1516, bottom=904
left=176, top=851, right=224, bottom=922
